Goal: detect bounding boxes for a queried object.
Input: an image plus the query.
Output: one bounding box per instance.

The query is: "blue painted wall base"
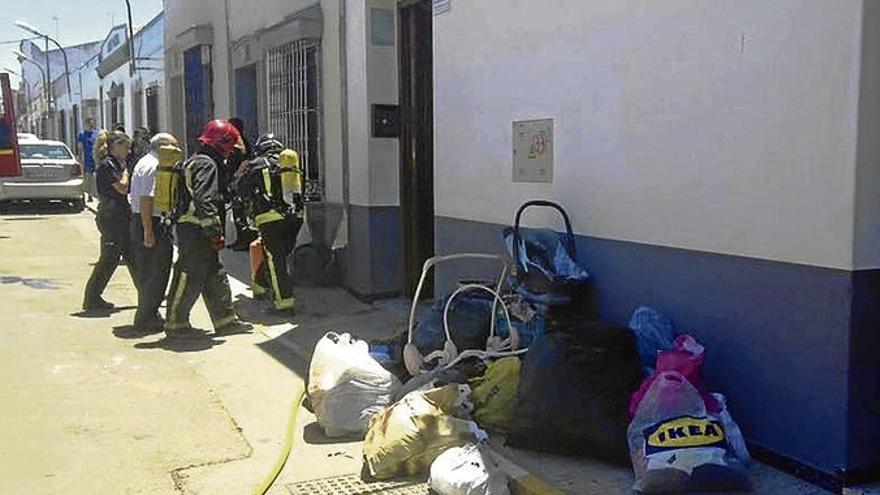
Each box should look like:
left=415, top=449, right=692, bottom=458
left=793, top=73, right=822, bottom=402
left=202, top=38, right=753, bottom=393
left=345, top=205, right=402, bottom=299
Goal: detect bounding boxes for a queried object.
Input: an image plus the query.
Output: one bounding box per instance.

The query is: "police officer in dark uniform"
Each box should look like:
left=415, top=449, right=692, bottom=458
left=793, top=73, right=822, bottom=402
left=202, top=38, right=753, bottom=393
left=235, top=133, right=304, bottom=312
left=83, top=131, right=138, bottom=311
left=164, top=120, right=251, bottom=337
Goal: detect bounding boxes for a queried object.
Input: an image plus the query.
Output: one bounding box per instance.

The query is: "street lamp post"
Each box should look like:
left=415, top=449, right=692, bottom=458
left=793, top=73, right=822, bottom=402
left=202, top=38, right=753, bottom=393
left=12, top=50, right=50, bottom=136
left=123, top=0, right=136, bottom=76
left=12, top=50, right=48, bottom=105
left=14, top=21, right=72, bottom=96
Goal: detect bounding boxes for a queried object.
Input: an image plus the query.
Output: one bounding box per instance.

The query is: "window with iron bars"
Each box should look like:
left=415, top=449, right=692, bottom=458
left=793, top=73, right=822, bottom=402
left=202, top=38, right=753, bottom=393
left=266, top=39, right=323, bottom=201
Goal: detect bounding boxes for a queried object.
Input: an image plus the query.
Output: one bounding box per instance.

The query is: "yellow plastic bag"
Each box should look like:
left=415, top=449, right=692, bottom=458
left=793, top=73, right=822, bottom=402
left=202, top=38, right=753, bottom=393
left=470, top=357, right=521, bottom=434
left=363, top=385, right=480, bottom=480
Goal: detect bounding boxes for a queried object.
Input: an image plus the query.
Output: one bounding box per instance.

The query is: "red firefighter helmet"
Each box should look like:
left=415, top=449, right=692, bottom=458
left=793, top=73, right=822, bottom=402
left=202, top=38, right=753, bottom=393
left=197, top=119, right=243, bottom=156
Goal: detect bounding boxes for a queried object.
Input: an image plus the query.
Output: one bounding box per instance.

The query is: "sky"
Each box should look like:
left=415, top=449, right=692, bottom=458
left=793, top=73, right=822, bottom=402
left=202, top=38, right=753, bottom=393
left=0, top=0, right=163, bottom=90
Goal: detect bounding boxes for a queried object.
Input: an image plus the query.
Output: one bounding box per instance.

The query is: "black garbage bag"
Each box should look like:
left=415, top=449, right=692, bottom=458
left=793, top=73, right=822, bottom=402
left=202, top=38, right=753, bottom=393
left=508, top=321, right=642, bottom=462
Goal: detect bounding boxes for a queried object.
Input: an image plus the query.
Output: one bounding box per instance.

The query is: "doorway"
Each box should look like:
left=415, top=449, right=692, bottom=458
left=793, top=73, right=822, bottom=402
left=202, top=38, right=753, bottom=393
left=399, top=0, right=435, bottom=297
left=234, top=64, right=259, bottom=145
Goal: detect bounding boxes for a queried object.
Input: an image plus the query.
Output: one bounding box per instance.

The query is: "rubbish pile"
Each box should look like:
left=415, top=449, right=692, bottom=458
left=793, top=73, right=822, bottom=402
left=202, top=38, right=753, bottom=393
left=305, top=201, right=752, bottom=494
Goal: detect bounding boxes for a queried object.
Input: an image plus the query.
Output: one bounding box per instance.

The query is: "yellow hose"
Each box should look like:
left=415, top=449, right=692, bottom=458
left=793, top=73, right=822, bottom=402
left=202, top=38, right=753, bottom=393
left=252, top=385, right=306, bottom=495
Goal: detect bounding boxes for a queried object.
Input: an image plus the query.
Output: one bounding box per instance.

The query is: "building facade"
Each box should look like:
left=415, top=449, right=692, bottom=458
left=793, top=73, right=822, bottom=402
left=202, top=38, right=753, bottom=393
left=430, top=0, right=880, bottom=489
left=16, top=11, right=166, bottom=154
left=163, top=0, right=396, bottom=297
left=17, top=38, right=101, bottom=144
left=96, top=13, right=167, bottom=136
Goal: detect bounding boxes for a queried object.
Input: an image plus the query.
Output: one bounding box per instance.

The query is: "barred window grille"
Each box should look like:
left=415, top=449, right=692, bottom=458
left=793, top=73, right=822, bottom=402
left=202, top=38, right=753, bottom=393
left=266, top=39, right=323, bottom=201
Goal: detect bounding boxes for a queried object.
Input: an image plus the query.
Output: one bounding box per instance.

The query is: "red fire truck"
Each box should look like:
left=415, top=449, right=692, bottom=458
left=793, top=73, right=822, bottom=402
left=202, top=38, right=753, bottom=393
left=0, top=73, right=22, bottom=178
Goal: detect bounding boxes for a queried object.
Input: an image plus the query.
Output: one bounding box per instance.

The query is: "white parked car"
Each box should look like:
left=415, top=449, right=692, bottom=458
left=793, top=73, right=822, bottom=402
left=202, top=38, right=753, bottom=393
left=0, top=139, right=84, bottom=211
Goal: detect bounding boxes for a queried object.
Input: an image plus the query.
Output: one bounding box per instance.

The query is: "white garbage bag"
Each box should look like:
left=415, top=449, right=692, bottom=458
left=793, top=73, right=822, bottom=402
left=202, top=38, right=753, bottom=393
left=308, top=332, right=401, bottom=437
left=429, top=444, right=510, bottom=495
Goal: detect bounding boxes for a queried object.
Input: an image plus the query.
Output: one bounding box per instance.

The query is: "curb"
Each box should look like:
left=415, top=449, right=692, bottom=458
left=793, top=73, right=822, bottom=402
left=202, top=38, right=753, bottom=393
left=844, top=486, right=880, bottom=495
left=490, top=449, right=568, bottom=495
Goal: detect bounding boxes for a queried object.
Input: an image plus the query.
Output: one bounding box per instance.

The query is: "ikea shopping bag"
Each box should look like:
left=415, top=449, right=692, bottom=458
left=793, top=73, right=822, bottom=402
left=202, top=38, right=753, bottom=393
left=629, top=335, right=721, bottom=418
left=627, top=371, right=750, bottom=493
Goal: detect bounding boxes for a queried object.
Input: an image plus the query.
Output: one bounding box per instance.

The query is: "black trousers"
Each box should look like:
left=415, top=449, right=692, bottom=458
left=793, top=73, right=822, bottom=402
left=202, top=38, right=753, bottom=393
left=256, top=216, right=302, bottom=311
left=131, top=216, right=173, bottom=328
left=165, top=223, right=235, bottom=331
left=83, top=213, right=138, bottom=307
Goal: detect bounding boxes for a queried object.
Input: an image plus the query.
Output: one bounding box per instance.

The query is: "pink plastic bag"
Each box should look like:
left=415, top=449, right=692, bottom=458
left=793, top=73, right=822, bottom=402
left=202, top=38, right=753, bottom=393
left=629, top=335, right=720, bottom=418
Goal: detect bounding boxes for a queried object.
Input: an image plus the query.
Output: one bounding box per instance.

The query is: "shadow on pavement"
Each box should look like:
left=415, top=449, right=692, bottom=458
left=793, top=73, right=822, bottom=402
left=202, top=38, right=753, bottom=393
left=233, top=294, right=295, bottom=327
left=1, top=275, right=67, bottom=290
left=302, top=422, right=362, bottom=446
left=0, top=202, right=82, bottom=216
left=70, top=306, right=137, bottom=319
left=256, top=335, right=310, bottom=378
left=133, top=332, right=226, bottom=353
left=112, top=324, right=164, bottom=340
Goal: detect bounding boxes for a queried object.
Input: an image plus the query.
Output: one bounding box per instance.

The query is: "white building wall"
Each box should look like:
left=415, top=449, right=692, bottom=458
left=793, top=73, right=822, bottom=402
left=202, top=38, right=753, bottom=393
left=365, top=0, right=398, bottom=207
left=854, top=0, right=880, bottom=270
left=132, top=14, right=167, bottom=132
left=19, top=40, right=102, bottom=141
left=78, top=56, right=101, bottom=103
left=321, top=0, right=345, bottom=206
left=345, top=0, right=370, bottom=207
left=101, top=66, right=130, bottom=129
left=433, top=0, right=864, bottom=270
left=345, top=0, right=399, bottom=208
left=164, top=0, right=232, bottom=118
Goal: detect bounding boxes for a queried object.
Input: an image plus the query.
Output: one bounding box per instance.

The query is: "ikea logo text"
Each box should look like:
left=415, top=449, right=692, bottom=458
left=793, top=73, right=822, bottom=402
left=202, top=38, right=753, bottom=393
left=643, top=416, right=726, bottom=454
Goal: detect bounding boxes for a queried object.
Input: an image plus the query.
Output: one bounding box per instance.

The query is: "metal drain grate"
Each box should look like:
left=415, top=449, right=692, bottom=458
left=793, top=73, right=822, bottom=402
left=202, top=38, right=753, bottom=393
left=286, top=474, right=430, bottom=495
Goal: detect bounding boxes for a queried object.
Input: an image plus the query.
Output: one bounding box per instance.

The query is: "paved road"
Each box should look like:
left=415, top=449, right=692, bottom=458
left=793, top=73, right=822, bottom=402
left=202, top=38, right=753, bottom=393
left=0, top=207, right=357, bottom=494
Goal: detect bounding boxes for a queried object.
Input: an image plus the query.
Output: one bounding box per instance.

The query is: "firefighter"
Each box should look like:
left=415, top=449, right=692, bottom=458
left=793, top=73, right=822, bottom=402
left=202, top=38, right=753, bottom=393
left=224, top=117, right=258, bottom=251
left=164, top=120, right=251, bottom=338
left=234, top=133, right=304, bottom=312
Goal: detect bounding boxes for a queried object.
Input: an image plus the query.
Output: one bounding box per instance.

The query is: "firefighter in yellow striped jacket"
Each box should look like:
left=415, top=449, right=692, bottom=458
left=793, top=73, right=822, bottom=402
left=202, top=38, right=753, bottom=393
left=234, top=133, right=304, bottom=312
left=164, top=120, right=251, bottom=338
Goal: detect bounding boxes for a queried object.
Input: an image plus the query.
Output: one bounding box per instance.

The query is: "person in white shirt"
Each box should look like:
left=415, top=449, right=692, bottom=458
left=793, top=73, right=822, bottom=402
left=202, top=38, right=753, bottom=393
left=129, top=133, right=178, bottom=334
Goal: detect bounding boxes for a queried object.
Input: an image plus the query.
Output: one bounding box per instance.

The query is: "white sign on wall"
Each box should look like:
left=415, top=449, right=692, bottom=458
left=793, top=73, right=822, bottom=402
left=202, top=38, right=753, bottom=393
left=433, top=0, right=451, bottom=16
left=512, top=118, right=554, bottom=183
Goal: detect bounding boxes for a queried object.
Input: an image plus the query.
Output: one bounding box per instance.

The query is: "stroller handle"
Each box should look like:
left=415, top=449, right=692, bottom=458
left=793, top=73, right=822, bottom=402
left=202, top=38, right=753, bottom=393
left=407, top=253, right=508, bottom=345
left=513, top=200, right=577, bottom=263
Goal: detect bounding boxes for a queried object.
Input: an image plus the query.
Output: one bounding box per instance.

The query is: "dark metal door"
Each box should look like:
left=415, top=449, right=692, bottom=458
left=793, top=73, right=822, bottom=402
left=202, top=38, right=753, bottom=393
left=234, top=64, right=259, bottom=145
left=399, top=0, right=435, bottom=297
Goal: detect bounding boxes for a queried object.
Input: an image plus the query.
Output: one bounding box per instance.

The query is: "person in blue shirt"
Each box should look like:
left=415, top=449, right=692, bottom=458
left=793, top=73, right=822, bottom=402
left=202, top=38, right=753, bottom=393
left=77, top=118, right=99, bottom=202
